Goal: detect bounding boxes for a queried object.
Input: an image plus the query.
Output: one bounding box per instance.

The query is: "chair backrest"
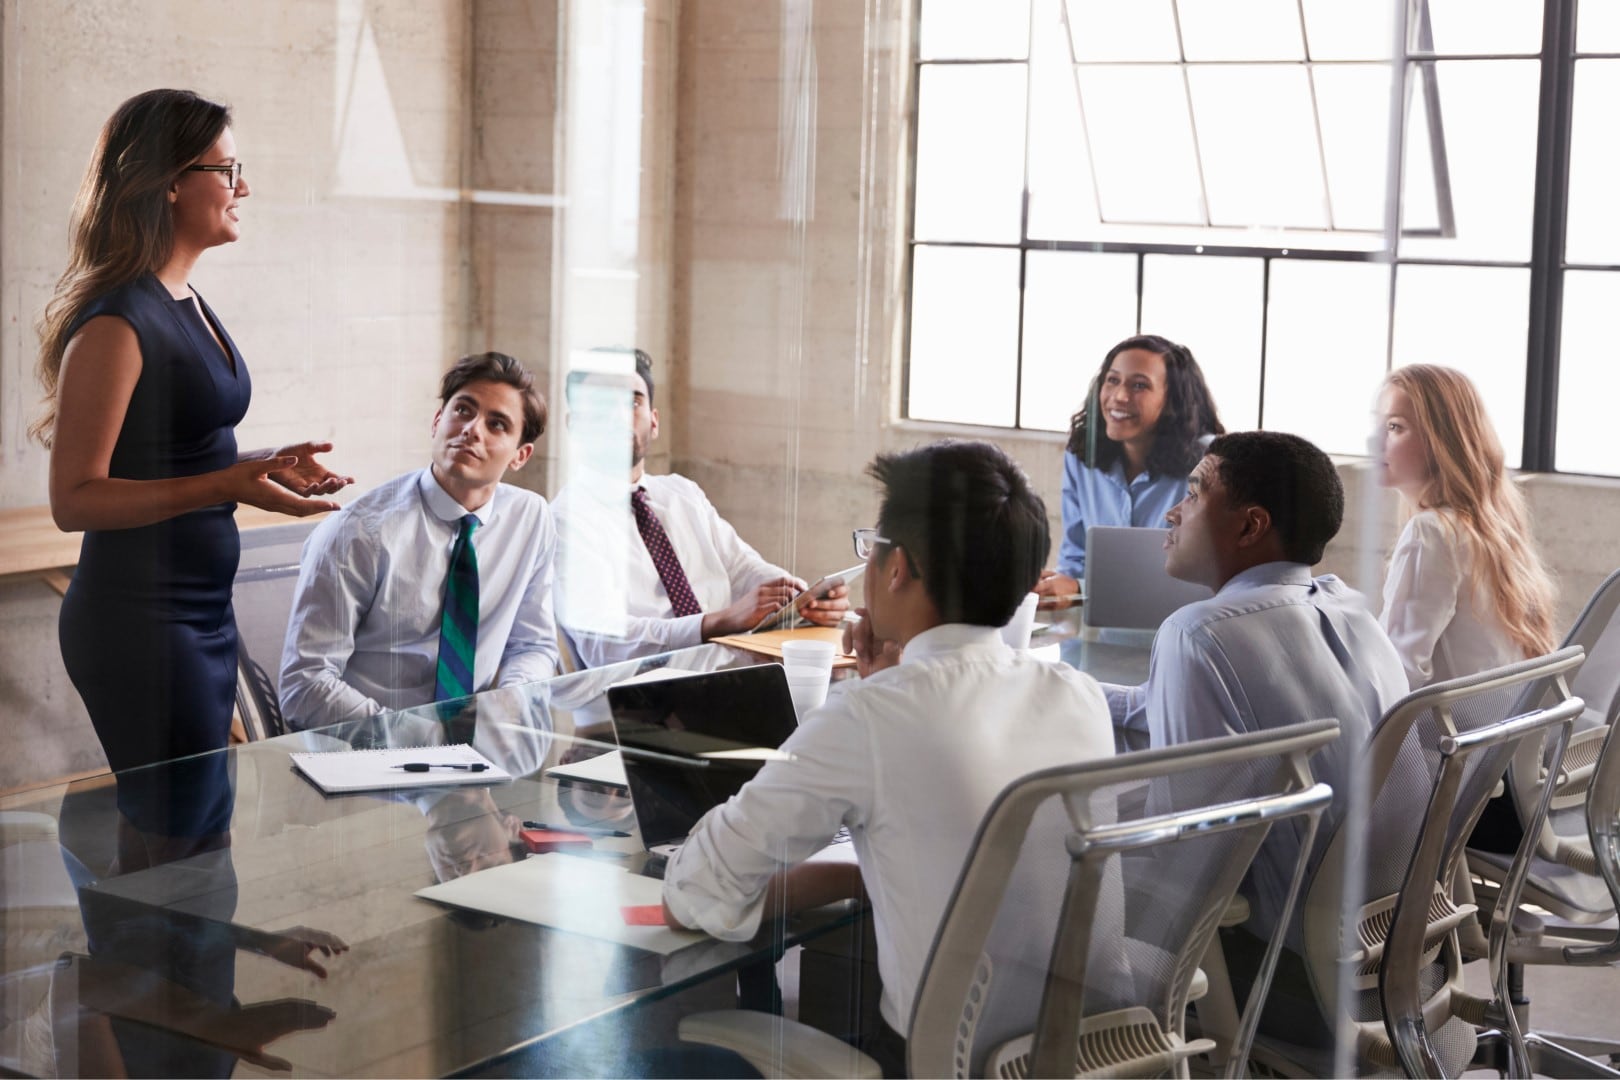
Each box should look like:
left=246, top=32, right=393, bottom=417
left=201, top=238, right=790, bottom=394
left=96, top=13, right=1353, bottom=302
left=231, top=522, right=317, bottom=740
left=1563, top=691, right=1620, bottom=967
left=1564, top=569, right=1620, bottom=722
left=1297, top=646, right=1586, bottom=1074
left=1382, top=688, right=1583, bottom=1077
left=907, top=718, right=1339, bottom=1080
left=1504, top=569, right=1620, bottom=861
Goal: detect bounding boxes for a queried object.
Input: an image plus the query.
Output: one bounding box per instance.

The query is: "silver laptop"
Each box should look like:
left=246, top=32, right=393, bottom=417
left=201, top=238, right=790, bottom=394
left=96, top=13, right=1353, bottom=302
left=1082, top=526, right=1213, bottom=632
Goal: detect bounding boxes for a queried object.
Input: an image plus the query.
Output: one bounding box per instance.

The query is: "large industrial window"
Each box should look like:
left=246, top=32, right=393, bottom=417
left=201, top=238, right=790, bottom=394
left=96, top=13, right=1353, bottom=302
left=906, top=0, right=1607, bottom=475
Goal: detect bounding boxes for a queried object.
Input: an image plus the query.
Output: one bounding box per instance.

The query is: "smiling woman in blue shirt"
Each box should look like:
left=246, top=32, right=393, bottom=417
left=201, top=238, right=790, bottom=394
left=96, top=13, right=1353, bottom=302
left=1034, top=334, right=1225, bottom=602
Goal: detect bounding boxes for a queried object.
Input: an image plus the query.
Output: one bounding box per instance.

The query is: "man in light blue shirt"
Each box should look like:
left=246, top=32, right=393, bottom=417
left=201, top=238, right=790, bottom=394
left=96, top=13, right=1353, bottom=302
left=1103, top=430, right=1408, bottom=944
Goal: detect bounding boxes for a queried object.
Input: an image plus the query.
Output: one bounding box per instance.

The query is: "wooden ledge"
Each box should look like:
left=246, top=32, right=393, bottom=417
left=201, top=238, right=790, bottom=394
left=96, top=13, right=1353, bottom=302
left=0, top=505, right=326, bottom=592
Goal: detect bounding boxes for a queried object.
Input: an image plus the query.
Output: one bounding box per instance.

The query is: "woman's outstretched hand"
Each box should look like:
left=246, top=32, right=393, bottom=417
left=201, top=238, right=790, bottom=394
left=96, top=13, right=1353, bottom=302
left=224, top=456, right=344, bottom=517
left=264, top=441, right=355, bottom=498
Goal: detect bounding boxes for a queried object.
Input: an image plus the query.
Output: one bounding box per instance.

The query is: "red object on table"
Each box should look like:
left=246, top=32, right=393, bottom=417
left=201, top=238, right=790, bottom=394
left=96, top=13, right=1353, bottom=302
left=520, top=828, right=595, bottom=854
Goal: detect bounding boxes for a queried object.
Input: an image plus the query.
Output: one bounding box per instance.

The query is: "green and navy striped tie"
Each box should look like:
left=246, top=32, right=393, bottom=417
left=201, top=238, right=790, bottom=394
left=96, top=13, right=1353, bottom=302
left=433, top=514, right=480, bottom=703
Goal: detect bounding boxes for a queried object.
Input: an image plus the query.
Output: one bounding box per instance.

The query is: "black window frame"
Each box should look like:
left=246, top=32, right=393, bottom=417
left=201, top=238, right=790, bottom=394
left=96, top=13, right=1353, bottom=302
left=903, top=0, right=1595, bottom=475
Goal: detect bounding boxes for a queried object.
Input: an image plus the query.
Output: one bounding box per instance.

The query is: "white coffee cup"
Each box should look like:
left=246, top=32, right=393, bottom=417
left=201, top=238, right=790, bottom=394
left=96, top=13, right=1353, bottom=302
left=999, top=591, right=1040, bottom=651
left=781, top=639, right=837, bottom=676
left=788, top=677, right=830, bottom=719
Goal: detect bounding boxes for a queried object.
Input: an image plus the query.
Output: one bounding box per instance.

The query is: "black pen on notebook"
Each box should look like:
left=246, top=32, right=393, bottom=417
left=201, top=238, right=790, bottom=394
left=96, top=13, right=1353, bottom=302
left=392, top=762, right=489, bottom=772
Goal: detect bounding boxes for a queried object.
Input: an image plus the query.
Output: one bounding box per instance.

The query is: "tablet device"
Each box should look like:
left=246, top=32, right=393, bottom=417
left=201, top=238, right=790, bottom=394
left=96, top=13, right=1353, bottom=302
left=748, top=562, right=866, bottom=633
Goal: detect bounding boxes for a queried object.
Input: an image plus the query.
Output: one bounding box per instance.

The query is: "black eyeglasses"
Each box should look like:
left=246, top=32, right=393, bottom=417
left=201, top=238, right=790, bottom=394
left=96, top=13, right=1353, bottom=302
left=853, top=528, right=890, bottom=560
left=187, top=162, right=243, bottom=188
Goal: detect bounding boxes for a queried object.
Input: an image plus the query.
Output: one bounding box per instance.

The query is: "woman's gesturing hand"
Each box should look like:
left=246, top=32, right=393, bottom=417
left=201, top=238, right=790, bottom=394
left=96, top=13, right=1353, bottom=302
left=263, top=440, right=355, bottom=498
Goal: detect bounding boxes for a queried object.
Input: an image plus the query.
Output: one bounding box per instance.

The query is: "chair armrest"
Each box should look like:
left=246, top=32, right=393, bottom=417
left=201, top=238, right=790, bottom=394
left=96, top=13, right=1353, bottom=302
left=677, top=1010, right=883, bottom=1079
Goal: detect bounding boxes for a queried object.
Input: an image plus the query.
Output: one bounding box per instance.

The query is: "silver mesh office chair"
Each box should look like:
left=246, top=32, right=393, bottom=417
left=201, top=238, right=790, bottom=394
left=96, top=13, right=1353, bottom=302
left=231, top=522, right=317, bottom=740
left=1229, top=647, right=1587, bottom=1078
left=678, top=719, right=1339, bottom=1079
left=1470, top=568, right=1620, bottom=927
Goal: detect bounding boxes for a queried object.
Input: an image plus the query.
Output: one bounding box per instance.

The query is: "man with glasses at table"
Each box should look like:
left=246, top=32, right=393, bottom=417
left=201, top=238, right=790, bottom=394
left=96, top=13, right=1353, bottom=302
left=661, top=439, right=1115, bottom=1075
left=552, top=347, right=849, bottom=668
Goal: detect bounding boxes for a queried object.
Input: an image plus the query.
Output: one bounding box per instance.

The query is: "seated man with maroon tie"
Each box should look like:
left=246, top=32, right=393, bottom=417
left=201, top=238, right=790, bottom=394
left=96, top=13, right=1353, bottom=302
left=552, top=348, right=848, bottom=669
left=278, top=352, right=559, bottom=730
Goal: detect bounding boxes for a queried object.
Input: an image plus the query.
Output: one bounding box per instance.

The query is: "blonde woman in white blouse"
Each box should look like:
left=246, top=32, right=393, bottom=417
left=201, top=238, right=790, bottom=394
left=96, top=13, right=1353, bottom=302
left=1375, top=364, right=1557, bottom=688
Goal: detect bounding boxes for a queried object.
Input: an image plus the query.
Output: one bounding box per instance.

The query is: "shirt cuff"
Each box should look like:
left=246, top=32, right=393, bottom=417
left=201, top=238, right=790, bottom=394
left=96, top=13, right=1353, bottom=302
left=662, top=848, right=768, bottom=942
left=673, top=612, right=707, bottom=648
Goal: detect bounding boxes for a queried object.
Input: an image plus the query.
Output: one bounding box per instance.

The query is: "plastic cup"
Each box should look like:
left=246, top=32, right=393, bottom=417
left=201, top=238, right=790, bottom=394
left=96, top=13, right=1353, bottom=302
left=781, top=639, right=837, bottom=676
left=788, top=677, right=829, bottom=719
left=1000, top=591, right=1040, bottom=651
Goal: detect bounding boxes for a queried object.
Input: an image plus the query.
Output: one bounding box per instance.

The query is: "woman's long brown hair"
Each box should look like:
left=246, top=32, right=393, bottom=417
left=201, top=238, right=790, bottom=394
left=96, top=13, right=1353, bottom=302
left=31, top=89, right=230, bottom=447
left=1386, top=364, right=1558, bottom=658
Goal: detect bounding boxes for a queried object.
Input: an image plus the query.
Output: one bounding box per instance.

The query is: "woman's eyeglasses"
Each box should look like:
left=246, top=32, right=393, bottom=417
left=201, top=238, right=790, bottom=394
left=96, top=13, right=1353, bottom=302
left=187, top=162, right=243, bottom=188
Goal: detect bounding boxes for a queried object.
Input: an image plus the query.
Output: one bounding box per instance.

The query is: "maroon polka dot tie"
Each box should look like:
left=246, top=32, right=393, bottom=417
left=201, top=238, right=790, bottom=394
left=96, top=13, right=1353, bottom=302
left=632, top=486, right=703, bottom=617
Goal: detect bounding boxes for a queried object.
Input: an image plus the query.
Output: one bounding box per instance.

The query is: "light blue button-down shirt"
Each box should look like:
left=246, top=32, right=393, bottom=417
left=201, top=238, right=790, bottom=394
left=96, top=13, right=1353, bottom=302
left=1103, top=561, right=1409, bottom=944
left=1057, top=450, right=1194, bottom=578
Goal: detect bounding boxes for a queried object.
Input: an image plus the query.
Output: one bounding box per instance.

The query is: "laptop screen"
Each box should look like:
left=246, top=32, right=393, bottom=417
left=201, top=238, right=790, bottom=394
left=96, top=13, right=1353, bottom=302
left=606, top=664, right=799, bottom=847
left=1083, top=526, right=1213, bottom=631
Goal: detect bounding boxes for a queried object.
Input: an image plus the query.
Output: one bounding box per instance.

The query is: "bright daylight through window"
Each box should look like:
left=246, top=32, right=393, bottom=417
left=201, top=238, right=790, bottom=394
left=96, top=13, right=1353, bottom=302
left=905, top=0, right=1619, bottom=477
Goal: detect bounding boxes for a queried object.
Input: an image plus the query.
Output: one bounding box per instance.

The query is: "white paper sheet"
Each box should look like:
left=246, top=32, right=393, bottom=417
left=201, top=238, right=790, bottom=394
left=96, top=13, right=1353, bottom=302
left=416, top=853, right=706, bottom=955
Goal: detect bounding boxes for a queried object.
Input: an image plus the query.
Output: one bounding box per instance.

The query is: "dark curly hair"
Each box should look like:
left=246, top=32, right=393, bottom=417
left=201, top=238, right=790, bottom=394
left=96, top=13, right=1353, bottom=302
left=1066, top=334, right=1225, bottom=477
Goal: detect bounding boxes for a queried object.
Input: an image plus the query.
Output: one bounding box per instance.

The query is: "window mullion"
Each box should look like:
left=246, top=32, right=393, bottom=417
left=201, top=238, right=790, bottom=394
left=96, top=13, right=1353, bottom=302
left=1015, top=0, right=1036, bottom=430
left=1523, top=0, right=1577, bottom=472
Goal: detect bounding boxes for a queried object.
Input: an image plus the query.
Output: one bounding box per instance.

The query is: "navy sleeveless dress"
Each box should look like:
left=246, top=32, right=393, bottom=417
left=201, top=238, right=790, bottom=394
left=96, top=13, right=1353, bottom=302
left=58, top=272, right=251, bottom=797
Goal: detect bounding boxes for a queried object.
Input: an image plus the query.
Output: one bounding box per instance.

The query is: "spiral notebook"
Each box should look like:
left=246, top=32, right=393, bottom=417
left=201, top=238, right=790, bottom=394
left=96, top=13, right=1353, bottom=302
left=289, top=743, right=510, bottom=794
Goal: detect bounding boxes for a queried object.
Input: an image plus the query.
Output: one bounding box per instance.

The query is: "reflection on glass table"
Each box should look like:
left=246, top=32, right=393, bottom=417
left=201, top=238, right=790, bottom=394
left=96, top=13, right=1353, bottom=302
left=3, top=630, right=1153, bottom=1077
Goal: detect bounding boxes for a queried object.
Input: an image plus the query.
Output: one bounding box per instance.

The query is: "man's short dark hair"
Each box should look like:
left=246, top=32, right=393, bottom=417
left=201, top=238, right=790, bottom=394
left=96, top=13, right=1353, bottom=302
left=440, top=352, right=547, bottom=444
left=868, top=440, right=1050, bottom=626
left=588, top=346, right=655, bottom=405
left=1206, top=431, right=1343, bottom=565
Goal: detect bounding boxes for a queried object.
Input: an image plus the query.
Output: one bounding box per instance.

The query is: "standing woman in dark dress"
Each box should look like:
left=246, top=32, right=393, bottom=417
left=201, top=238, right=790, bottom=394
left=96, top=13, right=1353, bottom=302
left=32, top=89, right=352, bottom=830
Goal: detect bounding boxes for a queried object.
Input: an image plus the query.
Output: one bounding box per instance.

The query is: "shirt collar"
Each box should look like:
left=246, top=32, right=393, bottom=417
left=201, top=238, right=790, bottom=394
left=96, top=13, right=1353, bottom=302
left=1219, top=560, right=1314, bottom=594
left=1105, top=456, right=1157, bottom=487
left=899, top=623, right=1009, bottom=665
left=417, top=468, right=497, bottom=527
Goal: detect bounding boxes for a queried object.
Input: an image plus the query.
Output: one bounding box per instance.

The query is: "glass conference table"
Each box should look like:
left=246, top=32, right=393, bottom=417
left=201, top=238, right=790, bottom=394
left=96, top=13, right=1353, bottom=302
left=0, top=617, right=1148, bottom=1078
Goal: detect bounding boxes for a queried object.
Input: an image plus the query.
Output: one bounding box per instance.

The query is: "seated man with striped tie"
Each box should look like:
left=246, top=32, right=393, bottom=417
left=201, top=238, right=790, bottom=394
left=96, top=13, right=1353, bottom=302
left=553, top=348, right=848, bottom=668
left=278, top=351, right=559, bottom=730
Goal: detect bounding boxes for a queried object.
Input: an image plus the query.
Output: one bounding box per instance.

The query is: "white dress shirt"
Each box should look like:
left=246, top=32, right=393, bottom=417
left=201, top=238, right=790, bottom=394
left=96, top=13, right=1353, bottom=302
left=279, top=469, right=559, bottom=730
left=1103, top=561, right=1409, bottom=943
left=662, top=624, right=1115, bottom=1032
left=1380, top=510, right=1522, bottom=689
left=551, top=472, right=792, bottom=668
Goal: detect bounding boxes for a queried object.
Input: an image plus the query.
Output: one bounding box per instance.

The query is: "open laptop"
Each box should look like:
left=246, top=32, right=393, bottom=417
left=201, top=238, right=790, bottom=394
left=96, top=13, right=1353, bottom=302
left=607, top=665, right=802, bottom=868
left=1082, top=526, right=1213, bottom=632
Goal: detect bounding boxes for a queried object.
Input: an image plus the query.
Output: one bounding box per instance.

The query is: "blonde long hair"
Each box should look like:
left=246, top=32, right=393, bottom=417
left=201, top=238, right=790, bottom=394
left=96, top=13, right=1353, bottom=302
left=30, top=89, right=231, bottom=447
left=1385, top=364, right=1557, bottom=657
